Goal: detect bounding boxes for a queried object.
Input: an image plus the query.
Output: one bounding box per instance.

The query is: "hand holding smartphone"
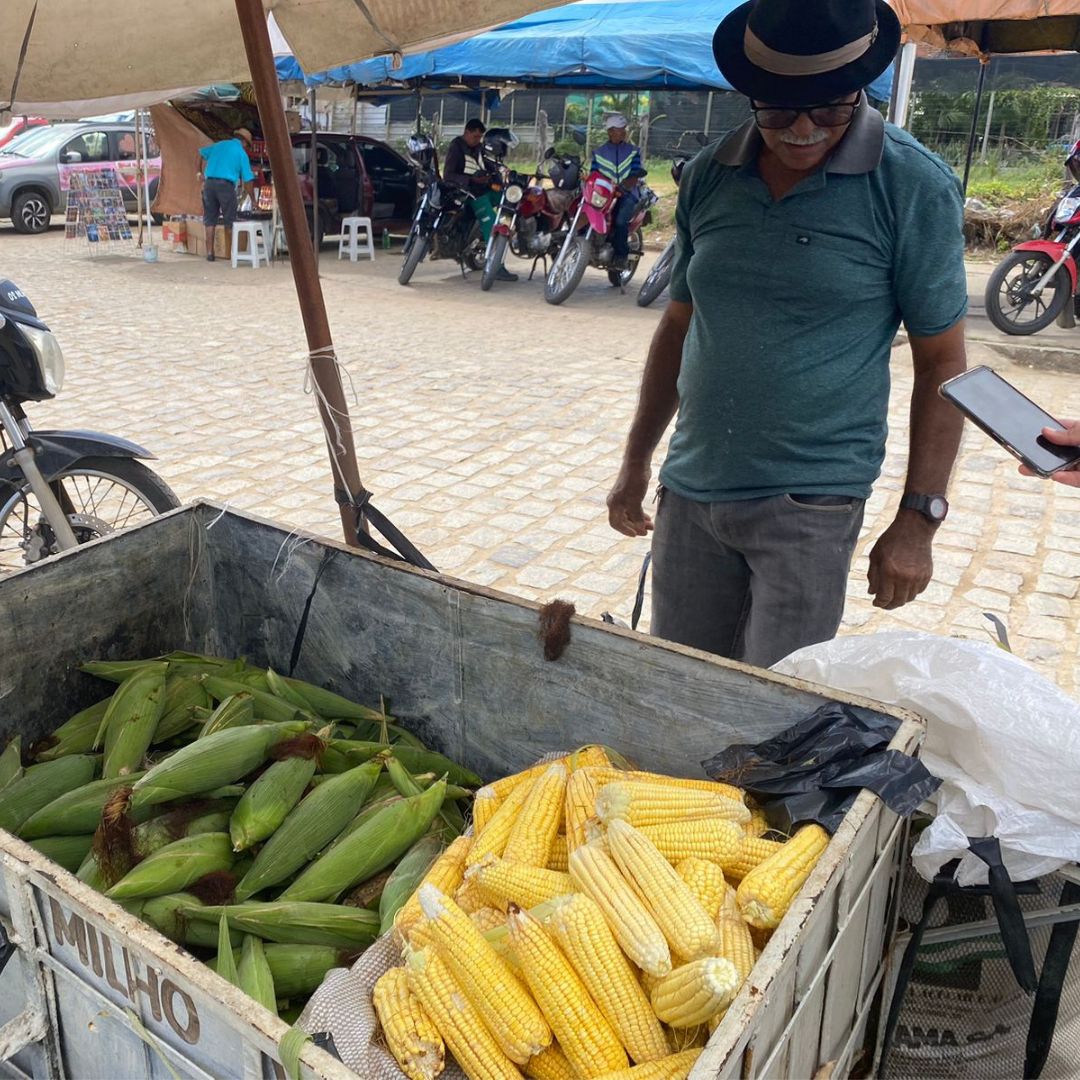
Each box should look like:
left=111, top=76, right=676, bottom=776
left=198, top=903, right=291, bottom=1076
left=939, top=366, right=1080, bottom=479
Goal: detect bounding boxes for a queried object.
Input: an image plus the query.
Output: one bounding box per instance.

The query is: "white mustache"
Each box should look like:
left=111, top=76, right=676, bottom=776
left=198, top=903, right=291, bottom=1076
left=778, top=129, right=830, bottom=147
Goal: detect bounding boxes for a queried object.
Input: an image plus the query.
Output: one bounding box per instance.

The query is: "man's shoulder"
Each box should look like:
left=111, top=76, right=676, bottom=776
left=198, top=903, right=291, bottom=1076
left=880, top=124, right=961, bottom=193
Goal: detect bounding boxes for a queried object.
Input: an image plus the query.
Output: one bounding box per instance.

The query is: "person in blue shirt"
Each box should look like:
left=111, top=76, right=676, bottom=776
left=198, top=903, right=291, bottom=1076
left=591, top=114, right=644, bottom=270
left=197, top=127, right=256, bottom=262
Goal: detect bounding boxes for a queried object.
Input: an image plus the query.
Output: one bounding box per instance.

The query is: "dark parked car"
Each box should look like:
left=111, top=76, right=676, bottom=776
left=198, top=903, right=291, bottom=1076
left=290, top=132, right=418, bottom=246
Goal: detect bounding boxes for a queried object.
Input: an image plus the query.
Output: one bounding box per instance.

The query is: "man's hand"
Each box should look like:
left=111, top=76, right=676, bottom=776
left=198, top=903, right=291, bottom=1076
left=607, top=461, right=654, bottom=537
left=867, top=514, right=935, bottom=610
left=1019, top=419, right=1080, bottom=487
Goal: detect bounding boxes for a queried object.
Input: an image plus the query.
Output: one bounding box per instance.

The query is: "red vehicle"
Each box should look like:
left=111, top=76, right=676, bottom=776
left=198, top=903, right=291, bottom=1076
left=985, top=140, right=1080, bottom=335
left=480, top=147, right=583, bottom=291
left=0, top=116, right=47, bottom=151
left=544, top=165, right=657, bottom=305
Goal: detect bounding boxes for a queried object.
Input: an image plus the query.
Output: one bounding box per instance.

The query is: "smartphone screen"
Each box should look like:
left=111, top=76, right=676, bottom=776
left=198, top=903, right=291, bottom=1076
left=940, top=366, right=1080, bottom=476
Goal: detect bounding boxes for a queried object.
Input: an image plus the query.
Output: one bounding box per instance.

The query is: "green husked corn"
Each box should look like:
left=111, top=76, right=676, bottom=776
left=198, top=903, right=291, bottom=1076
left=20, top=772, right=147, bottom=838
left=76, top=849, right=108, bottom=891
left=153, top=676, right=212, bottom=744
left=280, top=780, right=446, bottom=903
left=264, top=944, right=349, bottom=998
left=32, top=700, right=109, bottom=761
left=201, top=676, right=307, bottom=724
left=132, top=803, right=236, bottom=860
left=0, top=755, right=98, bottom=835
left=82, top=653, right=240, bottom=684
left=275, top=674, right=384, bottom=723
left=234, top=760, right=382, bottom=901
left=345, top=718, right=425, bottom=748
left=238, top=935, right=277, bottom=1015
left=184, top=902, right=380, bottom=948
left=327, top=740, right=482, bottom=788
left=104, top=832, right=233, bottom=900
left=216, top=913, right=241, bottom=986
left=229, top=754, right=317, bottom=852
left=132, top=722, right=308, bottom=808
left=0, top=737, right=21, bottom=791
left=265, top=669, right=317, bottom=712
left=322, top=794, right=404, bottom=855
left=101, top=663, right=168, bottom=779
left=386, top=756, right=465, bottom=839
left=140, top=893, right=242, bottom=950
left=379, top=833, right=444, bottom=935
left=28, top=834, right=94, bottom=873
left=198, top=693, right=256, bottom=738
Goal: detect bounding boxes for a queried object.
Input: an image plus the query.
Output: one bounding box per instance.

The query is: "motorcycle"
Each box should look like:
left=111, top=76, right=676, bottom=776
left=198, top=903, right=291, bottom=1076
left=0, top=279, right=179, bottom=574
left=984, top=140, right=1080, bottom=336
left=398, top=132, right=500, bottom=287
left=544, top=166, right=657, bottom=306
left=480, top=147, right=583, bottom=292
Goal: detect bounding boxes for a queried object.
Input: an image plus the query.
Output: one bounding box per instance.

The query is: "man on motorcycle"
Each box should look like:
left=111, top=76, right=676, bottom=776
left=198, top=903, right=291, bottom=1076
left=443, top=119, right=517, bottom=282
left=591, top=114, right=644, bottom=271
left=606, top=0, right=969, bottom=669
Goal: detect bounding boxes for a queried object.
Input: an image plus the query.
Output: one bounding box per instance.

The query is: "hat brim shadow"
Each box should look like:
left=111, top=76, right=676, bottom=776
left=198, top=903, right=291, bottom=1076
left=713, top=0, right=901, bottom=107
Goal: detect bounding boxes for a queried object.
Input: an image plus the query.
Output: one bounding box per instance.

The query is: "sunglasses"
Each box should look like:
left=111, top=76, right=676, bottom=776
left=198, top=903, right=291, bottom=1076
left=751, top=101, right=860, bottom=130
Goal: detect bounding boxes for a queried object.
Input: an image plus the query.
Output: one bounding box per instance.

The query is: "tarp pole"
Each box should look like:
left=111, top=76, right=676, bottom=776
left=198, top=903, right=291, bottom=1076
left=309, top=87, right=319, bottom=263
left=134, top=109, right=146, bottom=247
left=980, top=90, right=996, bottom=164
left=351, top=85, right=359, bottom=136
left=704, top=92, right=714, bottom=138
left=140, top=109, right=154, bottom=247
left=234, top=0, right=366, bottom=547
left=962, top=58, right=989, bottom=196
left=888, top=42, right=917, bottom=128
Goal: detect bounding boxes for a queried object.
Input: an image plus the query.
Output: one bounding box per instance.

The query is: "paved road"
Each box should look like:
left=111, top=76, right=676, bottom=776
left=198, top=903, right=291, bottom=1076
left=4, top=224, right=1080, bottom=691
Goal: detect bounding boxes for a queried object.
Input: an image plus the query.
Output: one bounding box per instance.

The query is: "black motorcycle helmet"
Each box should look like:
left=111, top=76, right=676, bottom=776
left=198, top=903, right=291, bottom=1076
left=406, top=132, right=436, bottom=170
left=548, top=155, right=581, bottom=190
left=482, top=127, right=519, bottom=161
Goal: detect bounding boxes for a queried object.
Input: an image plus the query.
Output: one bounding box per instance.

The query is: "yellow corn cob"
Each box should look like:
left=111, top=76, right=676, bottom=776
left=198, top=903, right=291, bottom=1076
left=545, top=892, right=669, bottom=1064
left=736, top=824, right=829, bottom=930
left=405, top=947, right=522, bottom=1080
left=469, top=855, right=574, bottom=911
left=596, top=782, right=750, bottom=829
left=454, top=873, right=488, bottom=914
left=372, top=966, right=444, bottom=1080
left=565, top=768, right=604, bottom=852
left=407, top=918, right=436, bottom=952
left=568, top=842, right=671, bottom=978
left=525, top=1042, right=579, bottom=1080
left=716, top=887, right=755, bottom=983
left=395, top=835, right=472, bottom=937
left=606, top=820, right=718, bottom=961
left=592, top=1048, right=702, bottom=1080
left=468, top=776, right=538, bottom=868
left=486, top=747, right=613, bottom=802
left=723, top=837, right=786, bottom=883
left=417, top=884, right=550, bottom=1064
left=743, top=809, right=769, bottom=838
left=548, top=835, right=569, bottom=872
left=639, top=819, right=752, bottom=869
left=472, top=786, right=502, bottom=835
left=675, top=859, right=727, bottom=922
left=503, top=764, right=568, bottom=867
left=583, top=767, right=743, bottom=804
left=650, top=957, right=740, bottom=1028
left=470, top=906, right=508, bottom=933
left=507, top=905, right=628, bottom=1078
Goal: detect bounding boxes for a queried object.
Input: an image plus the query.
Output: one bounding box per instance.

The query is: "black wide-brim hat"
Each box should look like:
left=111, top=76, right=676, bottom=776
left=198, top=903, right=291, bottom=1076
left=713, top=0, right=901, bottom=107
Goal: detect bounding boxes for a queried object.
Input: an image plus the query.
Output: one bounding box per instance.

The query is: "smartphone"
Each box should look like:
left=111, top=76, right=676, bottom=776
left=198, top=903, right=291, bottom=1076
left=939, top=366, right=1080, bottom=478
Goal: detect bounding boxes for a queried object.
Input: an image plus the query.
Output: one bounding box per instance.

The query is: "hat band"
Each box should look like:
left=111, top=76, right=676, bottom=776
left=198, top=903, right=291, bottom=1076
left=744, top=21, right=878, bottom=77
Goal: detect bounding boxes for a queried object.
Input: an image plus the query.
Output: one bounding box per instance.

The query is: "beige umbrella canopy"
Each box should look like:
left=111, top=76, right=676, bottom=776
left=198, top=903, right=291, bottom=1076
left=1, top=0, right=563, bottom=113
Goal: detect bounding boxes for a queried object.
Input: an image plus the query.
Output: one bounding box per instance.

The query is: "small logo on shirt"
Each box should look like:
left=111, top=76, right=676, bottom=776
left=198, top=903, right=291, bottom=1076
left=796, top=235, right=810, bottom=245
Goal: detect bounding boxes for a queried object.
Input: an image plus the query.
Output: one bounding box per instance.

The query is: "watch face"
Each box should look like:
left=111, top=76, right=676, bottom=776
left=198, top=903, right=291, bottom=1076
left=928, top=496, right=948, bottom=521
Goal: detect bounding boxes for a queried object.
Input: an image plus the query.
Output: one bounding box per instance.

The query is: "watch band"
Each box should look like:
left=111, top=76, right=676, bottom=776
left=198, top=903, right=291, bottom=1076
left=900, top=493, right=949, bottom=522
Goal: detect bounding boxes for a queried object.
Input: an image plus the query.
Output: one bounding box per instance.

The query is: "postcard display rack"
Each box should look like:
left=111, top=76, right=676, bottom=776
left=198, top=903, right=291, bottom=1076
left=64, top=168, right=135, bottom=253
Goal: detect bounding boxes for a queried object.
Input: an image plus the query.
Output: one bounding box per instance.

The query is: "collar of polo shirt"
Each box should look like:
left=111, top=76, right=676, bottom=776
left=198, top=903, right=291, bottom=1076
left=713, top=90, right=884, bottom=175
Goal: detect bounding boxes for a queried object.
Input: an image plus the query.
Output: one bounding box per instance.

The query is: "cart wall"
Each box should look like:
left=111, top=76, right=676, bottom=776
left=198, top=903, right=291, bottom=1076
left=0, top=505, right=922, bottom=1079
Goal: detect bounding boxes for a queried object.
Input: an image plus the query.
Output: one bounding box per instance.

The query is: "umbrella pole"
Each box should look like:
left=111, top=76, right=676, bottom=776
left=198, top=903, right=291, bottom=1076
left=234, top=0, right=366, bottom=546
left=962, top=58, right=989, bottom=196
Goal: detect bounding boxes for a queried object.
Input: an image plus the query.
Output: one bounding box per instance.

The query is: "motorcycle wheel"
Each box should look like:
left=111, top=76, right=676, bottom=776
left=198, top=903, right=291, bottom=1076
left=461, top=222, right=487, bottom=274
left=545, top=236, right=590, bottom=306
left=0, top=457, right=180, bottom=575
left=636, top=240, right=676, bottom=307
left=985, top=251, right=1070, bottom=336
left=398, top=234, right=430, bottom=286
left=608, top=229, right=644, bottom=288
left=480, top=232, right=510, bottom=292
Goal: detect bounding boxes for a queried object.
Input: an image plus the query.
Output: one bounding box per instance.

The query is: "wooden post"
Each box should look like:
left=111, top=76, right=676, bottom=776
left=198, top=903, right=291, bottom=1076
left=233, top=0, right=366, bottom=546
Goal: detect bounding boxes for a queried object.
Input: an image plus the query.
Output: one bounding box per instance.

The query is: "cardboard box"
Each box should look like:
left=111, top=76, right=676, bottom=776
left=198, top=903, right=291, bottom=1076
left=160, top=218, right=187, bottom=248
left=185, top=221, right=245, bottom=259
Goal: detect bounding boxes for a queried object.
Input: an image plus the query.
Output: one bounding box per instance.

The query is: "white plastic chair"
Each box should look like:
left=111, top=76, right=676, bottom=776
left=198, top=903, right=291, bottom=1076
left=338, top=216, right=375, bottom=262
left=231, top=221, right=270, bottom=269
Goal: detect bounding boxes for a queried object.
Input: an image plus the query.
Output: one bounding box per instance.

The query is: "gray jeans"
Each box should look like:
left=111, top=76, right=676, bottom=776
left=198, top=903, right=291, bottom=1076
left=650, top=489, right=865, bottom=669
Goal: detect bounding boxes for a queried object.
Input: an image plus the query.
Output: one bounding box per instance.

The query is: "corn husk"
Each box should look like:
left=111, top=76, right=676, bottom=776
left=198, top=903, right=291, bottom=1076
left=139, top=893, right=242, bottom=950
left=28, top=833, right=95, bottom=872
left=0, top=737, right=21, bottom=791
left=270, top=674, right=384, bottom=723
left=198, top=693, right=257, bottom=739
left=379, top=833, right=445, bottom=935
left=238, top=935, right=277, bottom=1015
left=0, top=755, right=98, bottom=835
left=100, top=663, right=168, bottom=779
left=19, top=772, right=148, bottom=838
left=385, top=756, right=465, bottom=839
left=132, top=721, right=308, bottom=808
left=234, top=760, right=382, bottom=901
left=326, top=740, right=481, bottom=789
left=184, top=902, right=380, bottom=948
left=201, top=676, right=308, bottom=724
left=229, top=744, right=320, bottom=852
left=280, top=780, right=447, bottom=903
left=31, top=700, right=110, bottom=761
left=81, top=653, right=240, bottom=684
left=104, top=832, right=233, bottom=900
left=153, top=676, right=212, bottom=744
left=215, top=913, right=241, bottom=987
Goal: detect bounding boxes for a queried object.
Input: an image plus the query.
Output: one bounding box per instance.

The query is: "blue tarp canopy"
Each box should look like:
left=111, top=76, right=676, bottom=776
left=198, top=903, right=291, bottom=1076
left=276, top=0, right=894, bottom=100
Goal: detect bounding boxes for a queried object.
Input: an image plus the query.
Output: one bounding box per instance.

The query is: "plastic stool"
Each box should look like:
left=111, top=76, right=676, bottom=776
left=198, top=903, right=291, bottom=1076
left=231, top=220, right=270, bottom=269
left=338, top=216, right=375, bottom=262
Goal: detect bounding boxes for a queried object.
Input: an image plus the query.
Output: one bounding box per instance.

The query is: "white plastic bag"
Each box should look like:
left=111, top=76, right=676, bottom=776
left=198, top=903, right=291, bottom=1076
left=773, top=631, right=1080, bottom=885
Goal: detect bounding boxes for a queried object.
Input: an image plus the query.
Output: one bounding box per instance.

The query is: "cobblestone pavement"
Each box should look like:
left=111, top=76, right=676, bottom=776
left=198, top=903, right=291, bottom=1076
left=5, top=226, right=1080, bottom=690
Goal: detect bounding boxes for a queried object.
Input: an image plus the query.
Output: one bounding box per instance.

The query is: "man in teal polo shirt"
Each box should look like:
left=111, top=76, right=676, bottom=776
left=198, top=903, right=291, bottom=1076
left=607, top=0, right=968, bottom=668
left=197, top=127, right=256, bottom=262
